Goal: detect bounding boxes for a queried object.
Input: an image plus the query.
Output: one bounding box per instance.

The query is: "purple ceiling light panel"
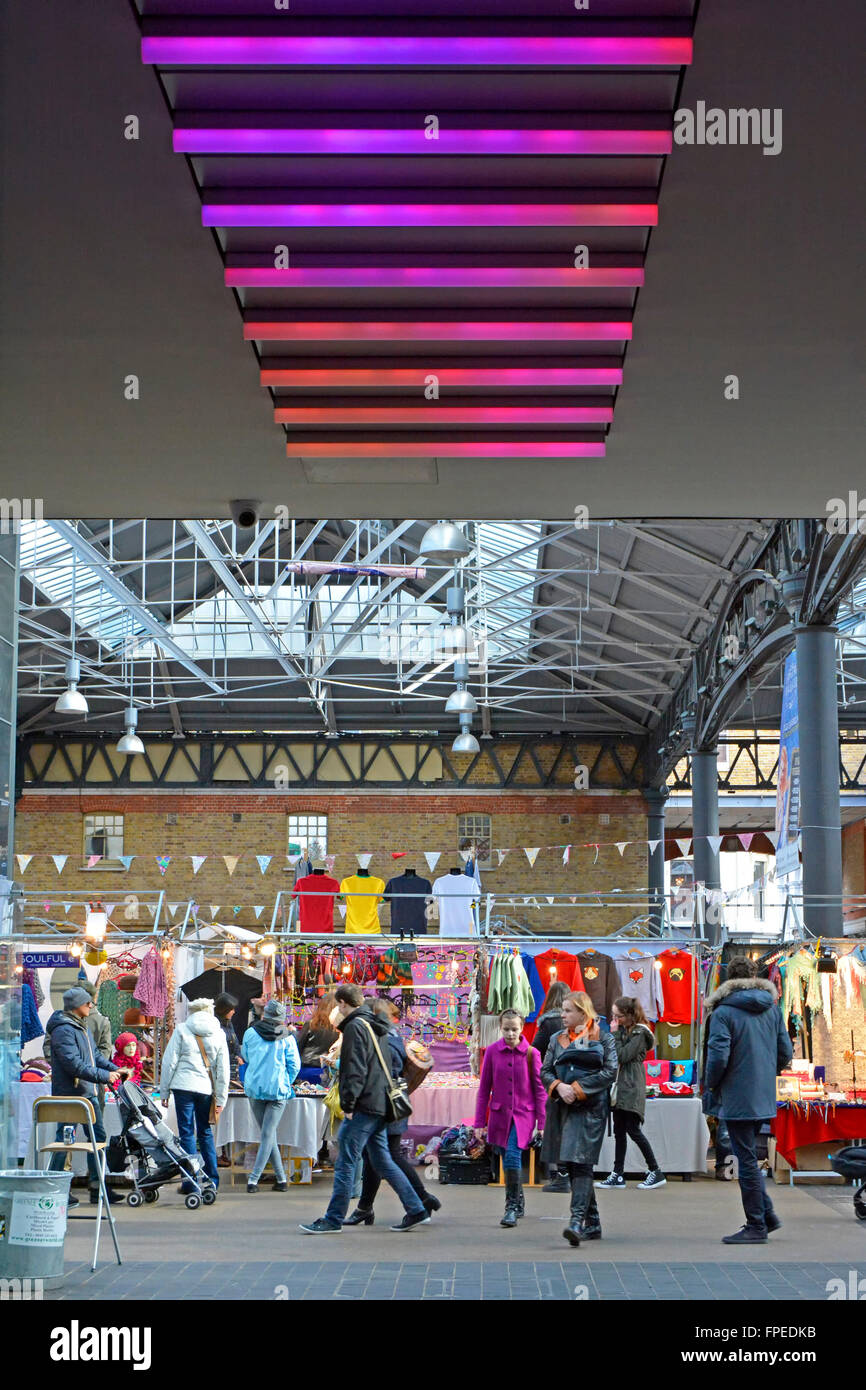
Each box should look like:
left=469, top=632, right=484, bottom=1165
left=227, top=267, right=644, bottom=289
left=175, top=128, right=673, bottom=157
left=143, top=37, right=693, bottom=67
left=205, top=202, right=657, bottom=228
left=245, top=321, right=632, bottom=342
left=286, top=441, right=607, bottom=458
left=261, top=368, right=624, bottom=388
left=275, top=407, right=614, bottom=425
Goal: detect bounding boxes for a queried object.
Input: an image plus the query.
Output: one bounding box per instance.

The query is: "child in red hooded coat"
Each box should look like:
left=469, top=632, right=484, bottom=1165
left=111, top=1032, right=145, bottom=1087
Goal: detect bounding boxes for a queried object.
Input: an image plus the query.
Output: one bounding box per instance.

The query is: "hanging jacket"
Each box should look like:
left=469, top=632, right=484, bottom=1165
left=134, top=947, right=168, bottom=1018
left=241, top=1027, right=301, bottom=1102
left=44, top=1010, right=115, bottom=1100
left=160, top=1013, right=229, bottom=1109
left=20, top=983, right=44, bottom=1045
left=612, top=1022, right=655, bottom=1119
left=473, top=1037, right=547, bottom=1149
left=702, top=977, right=793, bottom=1120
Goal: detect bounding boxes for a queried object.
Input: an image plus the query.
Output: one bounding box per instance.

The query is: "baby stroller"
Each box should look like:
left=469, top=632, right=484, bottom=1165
left=108, top=1079, right=217, bottom=1210
left=829, top=1145, right=866, bottom=1221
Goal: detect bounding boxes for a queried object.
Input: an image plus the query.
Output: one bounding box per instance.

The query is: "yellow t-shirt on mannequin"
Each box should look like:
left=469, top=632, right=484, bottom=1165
left=339, top=874, right=386, bottom=933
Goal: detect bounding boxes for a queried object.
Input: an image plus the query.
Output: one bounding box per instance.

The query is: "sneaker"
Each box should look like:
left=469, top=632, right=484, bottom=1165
left=67, top=1196, right=80, bottom=1210
left=722, top=1223, right=768, bottom=1245
left=390, top=1210, right=431, bottom=1232
left=637, top=1169, right=667, bottom=1189
left=299, top=1218, right=342, bottom=1235
left=542, top=1174, right=570, bottom=1193
left=246, top=1183, right=258, bottom=1194
left=594, top=1173, right=626, bottom=1189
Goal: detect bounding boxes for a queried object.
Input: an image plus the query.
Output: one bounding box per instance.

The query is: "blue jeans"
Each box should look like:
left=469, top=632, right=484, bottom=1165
left=324, top=1111, right=425, bottom=1226
left=173, top=1089, right=219, bottom=1190
left=249, top=1099, right=287, bottom=1184
left=497, top=1121, right=522, bottom=1174
left=48, top=1099, right=105, bottom=1188
left=726, top=1119, right=776, bottom=1230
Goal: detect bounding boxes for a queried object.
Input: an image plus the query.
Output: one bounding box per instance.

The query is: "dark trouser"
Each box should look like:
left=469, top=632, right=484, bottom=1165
left=613, top=1108, right=660, bottom=1175
left=48, top=1098, right=106, bottom=1188
left=325, top=1111, right=425, bottom=1226
left=359, top=1131, right=429, bottom=1210
left=726, top=1119, right=775, bottom=1229
left=173, top=1089, right=219, bottom=1189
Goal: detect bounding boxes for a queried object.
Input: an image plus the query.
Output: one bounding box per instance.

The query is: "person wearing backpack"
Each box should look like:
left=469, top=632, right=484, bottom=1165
left=595, top=996, right=666, bottom=1191
left=241, top=999, right=301, bottom=1192
left=160, top=997, right=229, bottom=1196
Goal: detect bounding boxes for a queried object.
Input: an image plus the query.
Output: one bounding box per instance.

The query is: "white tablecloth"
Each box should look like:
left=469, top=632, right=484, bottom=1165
left=14, top=1083, right=327, bottom=1171
left=596, top=1097, right=709, bottom=1175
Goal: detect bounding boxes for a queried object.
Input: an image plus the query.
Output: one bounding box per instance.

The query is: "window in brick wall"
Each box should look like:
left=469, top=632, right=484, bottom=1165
left=457, top=813, right=493, bottom=871
left=288, top=814, right=328, bottom=861
left=83, top=814, right=124, bottom=866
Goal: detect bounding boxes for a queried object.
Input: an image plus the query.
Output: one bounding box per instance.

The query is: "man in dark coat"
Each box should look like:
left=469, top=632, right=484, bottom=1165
left=299, top=983, right=430, bottom=1235
left=44, top=987, right=122, bottom=1207
left=703, top=957, right=793, bottom=1244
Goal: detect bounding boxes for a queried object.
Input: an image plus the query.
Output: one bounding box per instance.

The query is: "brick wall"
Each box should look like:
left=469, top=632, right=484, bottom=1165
left=842, top=821, right=866, bottom=923
left=15, top=789, right=650, bottom=935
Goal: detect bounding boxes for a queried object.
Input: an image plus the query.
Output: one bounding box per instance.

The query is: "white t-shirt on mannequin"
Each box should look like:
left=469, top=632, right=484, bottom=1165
left=432, top=872, right=479, bottom=937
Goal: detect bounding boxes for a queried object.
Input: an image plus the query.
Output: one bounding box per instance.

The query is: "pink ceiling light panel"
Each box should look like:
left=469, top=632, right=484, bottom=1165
left=227, top=267, right=644, bottom=289
left=275, top=407, right=613, bottom=425
left=246, top=322, right=631, bottom=342
left=175, top=128, right=672, bottom=156
left=286, top=442, right=607, bottom=458
left=205, top=203, right=656, bottom=228
left=143, top=37, right=693, bottom=67
left=262, top=368, right=624, bottom=387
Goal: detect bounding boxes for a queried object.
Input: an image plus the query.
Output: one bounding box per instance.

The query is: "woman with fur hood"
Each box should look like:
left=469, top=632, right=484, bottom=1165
left=596, top=996, right=666, bottom=1191
left=160, top=997, right=229, bottom=1196
left=701, top=956, right=792, bottom=1244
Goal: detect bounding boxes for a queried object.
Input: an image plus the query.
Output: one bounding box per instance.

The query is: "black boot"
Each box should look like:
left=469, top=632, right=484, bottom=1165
left=515, top=1182, right=525, bottom=1219
left=500, top=1174, right=520, bottom=1228
left=579, top=1190, right=602, bottom=1241
left=564, top=1173, right=592, bottom=1247
left=542, top=1167, right=570, bottom=1194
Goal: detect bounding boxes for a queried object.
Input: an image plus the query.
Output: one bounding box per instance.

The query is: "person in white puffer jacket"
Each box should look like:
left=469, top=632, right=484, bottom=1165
left=160, top=998, right=229, bottom=1195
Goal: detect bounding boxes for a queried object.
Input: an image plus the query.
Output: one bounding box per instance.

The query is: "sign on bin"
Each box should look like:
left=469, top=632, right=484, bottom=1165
left=9, top=1193, right=68, bottom=1248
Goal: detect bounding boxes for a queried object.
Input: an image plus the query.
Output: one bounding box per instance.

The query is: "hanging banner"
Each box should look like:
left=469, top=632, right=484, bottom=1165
left=210, top=905, right=220, bottom=920
left=168, top=903, right=180, bottom=917
left=223, top=856, right=240, bottom=877
left=647, top=839, right=661, bottom=856
left=615, top=842, right=628, bottom=857
left=87, top=856, right=102, bottom=869
left=253, top=906, right=264, bottom=920
left=22, top=951, right=77, bottom=969
left=15, top=855, right=33, bottom=874
left=51, top=855, right=68, bottom=875
left=190, top=856, right=207, bottom=875
left=356, top=853, right=372, bottom=869
left=325, top=855, right=337, bottom=872
left=523, top=847, right=540, bottom=867
left=119, top=855, right=135, bottom=871
left=337, top=903, right=347, bottom=920
left=156, top=856, right=170, bottom=875
left=737, top=832, right=755, bottom=852
left=675, top=838, right=692, bottom=857
left=497, top=849, right=509, bottom=866
left=775, top=650, right=801, bottom=877
left=706, top=836, right=724, bottom=857
left=423, top=851, right=441, bottom=873
left=562, top=846, right=571, bottom=865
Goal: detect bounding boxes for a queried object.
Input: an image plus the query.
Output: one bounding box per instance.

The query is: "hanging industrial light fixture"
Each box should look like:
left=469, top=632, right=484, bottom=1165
left=417, top=520, right=470, bottom=565
left=116, top=707, right=145, bottom=756
left=55, top=657, right=88, bottom=714
left=452, top=713, right=480, bottom=754
left=445, top=660, right=477, bottom=713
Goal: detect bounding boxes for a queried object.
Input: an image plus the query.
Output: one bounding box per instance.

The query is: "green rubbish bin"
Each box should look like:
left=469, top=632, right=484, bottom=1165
left=0, top=1169, right=72, bottom=1291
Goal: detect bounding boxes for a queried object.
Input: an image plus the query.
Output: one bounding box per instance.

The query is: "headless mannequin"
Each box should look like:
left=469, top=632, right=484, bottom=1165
left=448, top=867, right=462, bottom=876
left=356, top=867, right=370, bottom=877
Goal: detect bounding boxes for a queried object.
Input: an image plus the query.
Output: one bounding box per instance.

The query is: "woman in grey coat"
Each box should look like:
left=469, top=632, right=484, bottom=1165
left=541, top=990, right=618, bottom=1247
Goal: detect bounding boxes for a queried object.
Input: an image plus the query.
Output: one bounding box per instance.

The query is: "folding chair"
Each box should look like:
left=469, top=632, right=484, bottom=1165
left=30, top=1096, right=122, bottom=1271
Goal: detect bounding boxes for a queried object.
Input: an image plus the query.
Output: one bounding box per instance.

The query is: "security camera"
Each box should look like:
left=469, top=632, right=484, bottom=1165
left=230, top=500, right=260, bottom=529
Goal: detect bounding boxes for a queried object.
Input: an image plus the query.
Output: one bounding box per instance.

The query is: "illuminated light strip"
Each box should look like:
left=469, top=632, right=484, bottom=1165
left=143, top=37, right=693, bottom=67
left=204, top=203, right=656, bottom=228
left=285, top=441, right=606, bottom=458
left=227, top=267, right=644, bottom=289
left=174, top=128, right=672, bottom=156
left=246, top=321, right=631, bottom=341
left=262, top=367, right=624, bottom=386
left=275, top=407, right=614, bottom=425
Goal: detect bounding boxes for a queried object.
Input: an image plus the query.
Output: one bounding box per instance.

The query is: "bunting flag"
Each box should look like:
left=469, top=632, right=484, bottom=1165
left=51, top=855, right=68, bottom=875
left=63, top=903, right=72, bottom=916
left=570, top=896, right=578, bottom=904
left=337, top=903, right=347, bottom=920
left=675, top=838, right=692, bottom=857
left=210, top=905, right=220, bottom=920
left=545, top=895, right=555, bottom=905
left=647, top=839, right=661, bottom=856
left=593, top=844, right=600, bottom=865
left=325, top=855, right=337, bottom=872
left=253, top=906, right=265, bottom=920
left=616, top=842, right=628, bottom=857
left=424, top=851, right=441, bottom=873
left=232, top=906, right=241, bottom=916
left=391, top=851, right=407, bottom=859
left=88, top=855, right=102, bottom=869
left=737, top=832, right=755, bottom=852
left=459, top=849, right=471, bottom=863
left=524, top=847, right=540, bottom=867
left=119, top=855, right=135, bottom=871
left=156, top=855, right=170, bottom=875
left=255, top=855, right=272, bottom=875
left=497, top=849, right=509, bottom=866
left=43, top=900, right=51, bottom=912
left=168, top=903, right=180, bottom=918
left=356, top=853, right=372, bottom=869
left=706, top=836, right=724, bottom=856
left=765, top=829, right=781, bottom=850
left=15, top=854, right=33, bottom=874
left=145, top=904, right=157, bottom=919
left=104, top=903, right=119, bottom=918
left=223, top=855, right=240, bottom=877
left=190, top=856, right=207, bottom=875
left=287, top=854, right=301, bottom=867
left=562, top=845, right=571, bottom=865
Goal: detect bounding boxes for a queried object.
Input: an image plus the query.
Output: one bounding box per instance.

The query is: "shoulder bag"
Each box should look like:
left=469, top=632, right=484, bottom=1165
left=360, top=1019, right=413, bottom=1123
left=193, top=1034, right=218, bottom=1124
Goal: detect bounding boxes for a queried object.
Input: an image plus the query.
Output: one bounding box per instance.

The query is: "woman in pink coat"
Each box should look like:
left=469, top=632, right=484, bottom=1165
left=474, top=1009, right=548, bottom=1228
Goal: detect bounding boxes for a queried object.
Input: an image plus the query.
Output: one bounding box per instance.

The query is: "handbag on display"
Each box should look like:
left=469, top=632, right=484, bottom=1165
left=360, top=1020, right=412, bottom=1124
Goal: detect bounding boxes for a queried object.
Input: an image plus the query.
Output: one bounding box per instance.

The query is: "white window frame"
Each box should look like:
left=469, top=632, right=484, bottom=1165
left=457, top=813, right=494, bottom=871
left=288, top=813, right=328, bottom=861
left=82, top=813, right=125, bottom=869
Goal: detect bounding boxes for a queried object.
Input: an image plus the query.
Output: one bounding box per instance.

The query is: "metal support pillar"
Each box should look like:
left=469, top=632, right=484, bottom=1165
left=691, top=747, right=721, bottom=944
left=645, top=788, right=667, bottom=936
left=796, top=624, right=843, bottom=936
left=0, top=530, right=20, bottom=1170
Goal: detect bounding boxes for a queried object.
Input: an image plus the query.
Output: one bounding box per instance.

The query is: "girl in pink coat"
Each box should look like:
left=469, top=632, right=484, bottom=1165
left=474, top=1009, right=547, bottom=1228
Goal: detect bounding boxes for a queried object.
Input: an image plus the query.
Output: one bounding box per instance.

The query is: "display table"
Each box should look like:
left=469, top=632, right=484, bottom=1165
left=771, top=1102, right=866, bottom=1182
left=14, top=1082, right=327, bottom=1174
left=597, top=1098, right=709, bottom=1178
left=405, top=1076, right=479, bottom=1153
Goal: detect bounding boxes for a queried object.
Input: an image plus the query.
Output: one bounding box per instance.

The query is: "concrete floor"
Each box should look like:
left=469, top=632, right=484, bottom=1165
left=51, top=1170, right=866, bottom=1300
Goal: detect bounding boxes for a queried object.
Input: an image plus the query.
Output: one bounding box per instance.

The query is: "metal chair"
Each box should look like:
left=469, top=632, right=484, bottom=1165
left=30, top=1096, right=122, bottom=1271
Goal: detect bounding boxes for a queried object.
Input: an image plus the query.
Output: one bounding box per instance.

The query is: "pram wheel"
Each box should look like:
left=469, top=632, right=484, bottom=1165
left=144, top=1189, right=159, bottom=1204
left=184, top=1193, right=201, bottom=1210
left=127, top=1191, right=143, bottom=1207
left=202, top=1188, right=217, bottom=1206
left=854, top=1187, right=866, bottom=1221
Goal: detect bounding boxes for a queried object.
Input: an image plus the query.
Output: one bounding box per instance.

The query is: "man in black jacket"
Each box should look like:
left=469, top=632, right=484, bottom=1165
left=45, top=987, right=122, bottom=1207
left=299, top=983, right=430, bottom=1235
